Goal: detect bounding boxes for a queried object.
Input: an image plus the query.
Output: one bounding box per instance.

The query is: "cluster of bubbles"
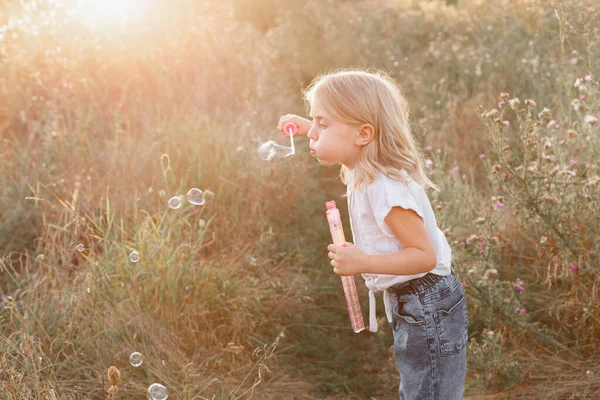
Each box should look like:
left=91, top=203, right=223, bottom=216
left=257, top=122, right=297, bottom=161
left=129, top=352, right=168, bottom=399
left=168, top=188, right=214, bottom=210
left=257, top=141, right=294, bottom=161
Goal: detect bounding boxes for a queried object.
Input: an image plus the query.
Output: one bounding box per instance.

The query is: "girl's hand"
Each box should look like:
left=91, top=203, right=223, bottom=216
left=327, top=242, right=368, bottom=276
left=277, top=114, right=312, bottom=137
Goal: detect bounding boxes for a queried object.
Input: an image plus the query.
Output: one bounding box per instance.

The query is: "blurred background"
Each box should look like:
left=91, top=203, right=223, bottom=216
left=0, top=0, right=599, bottom=398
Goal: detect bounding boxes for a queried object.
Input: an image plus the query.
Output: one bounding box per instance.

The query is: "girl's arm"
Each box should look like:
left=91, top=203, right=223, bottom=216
left=363, top=206, right=437, bottom=275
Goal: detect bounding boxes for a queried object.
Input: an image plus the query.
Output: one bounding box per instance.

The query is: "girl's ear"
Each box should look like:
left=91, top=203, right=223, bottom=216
left=355, top=123, right=375, bottom=147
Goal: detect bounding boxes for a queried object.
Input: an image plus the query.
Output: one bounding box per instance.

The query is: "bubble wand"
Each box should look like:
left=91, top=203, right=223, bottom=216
left=283, top=122, right=296, bottom=156
left=326, top=200, right=365, bottom=333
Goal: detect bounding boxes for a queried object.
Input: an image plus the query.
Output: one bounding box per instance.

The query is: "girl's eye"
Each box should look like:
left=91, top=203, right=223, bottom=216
left=318, top=123, right=326, bottom=128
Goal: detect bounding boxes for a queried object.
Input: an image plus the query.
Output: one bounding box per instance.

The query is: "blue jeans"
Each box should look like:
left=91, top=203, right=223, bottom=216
left=387, top=270, right=468, bottom=400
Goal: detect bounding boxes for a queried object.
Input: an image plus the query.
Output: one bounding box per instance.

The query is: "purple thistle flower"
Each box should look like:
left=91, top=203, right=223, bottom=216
left=494, top=202, right=504, bottom=210
left=480, top=154, right=486, bottom=159
left=426, top=145, right=433, bottom=152
left=519, top=308, right=526, bottom=315
left=516, top=285, right=524, bottom=292
left=569, top=263, right=578, bottom=272
left=479, top=241, right=486, bottom=249
left=498, top=101, right=505, bottom=108
left=466, top=237, right=473, bottom=245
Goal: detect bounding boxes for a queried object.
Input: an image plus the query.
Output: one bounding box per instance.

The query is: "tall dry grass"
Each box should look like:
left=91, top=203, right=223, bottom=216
left=0, top=0, right=599, bottom=399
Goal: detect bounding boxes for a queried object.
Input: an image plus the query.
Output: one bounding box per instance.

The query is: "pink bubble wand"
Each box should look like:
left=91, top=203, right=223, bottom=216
left=326, top=200, right=365, bottom=333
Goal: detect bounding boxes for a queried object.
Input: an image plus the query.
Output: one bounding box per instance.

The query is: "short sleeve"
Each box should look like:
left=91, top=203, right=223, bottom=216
left=367, top=176, right=424, bottom=237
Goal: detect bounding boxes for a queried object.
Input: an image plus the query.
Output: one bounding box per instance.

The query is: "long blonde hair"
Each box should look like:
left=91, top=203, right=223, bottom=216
left=302, top=67, right=439, bottom=193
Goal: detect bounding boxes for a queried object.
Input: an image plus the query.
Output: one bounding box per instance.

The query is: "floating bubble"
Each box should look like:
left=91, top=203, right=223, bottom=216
left=75, top=244, right=84, bottom=252
left=186, top=188, right=205, bottom=205
left=147, top=383, right=168, bottom=400
left=168, top=196, right=182, bottom=209
left=129, top=251, right=140, bottom=263
left=87, top=287, right=91, bottom=294
left=129, top=352, right=144, bottom=367
left=257, top=141, right=294, bottom=161
left=35, top=254, right=45, bottom=262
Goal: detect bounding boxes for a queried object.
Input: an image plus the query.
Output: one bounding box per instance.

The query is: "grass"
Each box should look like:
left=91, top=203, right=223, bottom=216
left=1, top=0, right=599, bottom=398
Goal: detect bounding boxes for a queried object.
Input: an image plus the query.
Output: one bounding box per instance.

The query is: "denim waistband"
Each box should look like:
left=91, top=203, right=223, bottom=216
left=389, top=270, right=453, bottom=296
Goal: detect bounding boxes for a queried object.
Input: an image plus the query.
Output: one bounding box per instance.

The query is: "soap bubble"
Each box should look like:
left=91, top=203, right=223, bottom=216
left=257, top=141, right=294, bottom=161
left=147, top=383, right=168, bottom=399
left=129, top=352, right=144, bottom=367
left=186, top=188, right=205, bottom=205
left=75, top=244, right=84, bottom=252
left=168, top=196, right=182, bottom=209
left=129, top=251, right=140, bottom=263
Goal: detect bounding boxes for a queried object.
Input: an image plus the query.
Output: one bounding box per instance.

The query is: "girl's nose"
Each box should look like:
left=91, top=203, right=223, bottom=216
left=307, top=124, right=317, bottom=140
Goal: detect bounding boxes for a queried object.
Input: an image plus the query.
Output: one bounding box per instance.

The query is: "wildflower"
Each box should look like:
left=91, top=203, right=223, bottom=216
left=508, top=98, right=521, bottom=110
left=569, top=263, right=578, bottom=272
left=584, top=74, right=594, bottom=83
left=525, top=99, right=537, bottom=108
left=502, top=120, right=510, bottom=128
left=544, top=142, right=552, bottom=149
left=580, top=95, right=586, bottom=101
left=494, top=202, right=504, bottom=210
left=571, top=160, right=578, bottom=167
left=538, top=107, right=552, bottom=119
left=426, top=145, right=433, bottom=152
left=485, top=109, right=498, bottom=118
left=584, top=115, right=598, bottom=125
left=519, top=308, right=526, bottom=315
left=547, top=120, right=558, bottom=129
left=515, top=285, right=524, bottom=292
left=107, top=366, right=120, bottom=386
left=479, top=241, right=486, bottom=249
left=498, top=100, right=505, bottom=108
left=540, top=236, right=548, bottom=244
left=466, top=237, right=473, bottom=245
left=491, top=236, right=499, bottom=243
left=500, top=92, right=510, bottom=100
left=479, top=153, right=486, bottom=159
left=571, top=99, right=581, bottom=111
left=484, top=269, right=499, bottom=279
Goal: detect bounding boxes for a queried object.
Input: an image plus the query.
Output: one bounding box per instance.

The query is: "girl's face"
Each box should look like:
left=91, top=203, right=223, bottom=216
left=307, top=104, right=361, bottom=168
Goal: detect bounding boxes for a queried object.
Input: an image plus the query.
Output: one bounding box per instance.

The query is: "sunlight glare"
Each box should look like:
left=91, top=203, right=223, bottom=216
left=75, top=0, right=146, bottom=26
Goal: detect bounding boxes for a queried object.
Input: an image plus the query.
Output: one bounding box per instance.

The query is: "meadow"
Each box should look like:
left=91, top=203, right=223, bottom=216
left=0, top=0, right=599, bottom=398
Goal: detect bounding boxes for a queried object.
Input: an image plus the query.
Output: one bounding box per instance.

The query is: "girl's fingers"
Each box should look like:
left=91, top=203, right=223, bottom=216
left=328, top=251, right=335, bottom=260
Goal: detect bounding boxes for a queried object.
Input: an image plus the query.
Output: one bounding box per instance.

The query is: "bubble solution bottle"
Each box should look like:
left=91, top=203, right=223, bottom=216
left=326, top=200, right=365, bottom=333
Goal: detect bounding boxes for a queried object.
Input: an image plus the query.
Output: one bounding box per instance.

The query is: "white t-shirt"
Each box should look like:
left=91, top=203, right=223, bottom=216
left=346, top=168, right=452, bottom=332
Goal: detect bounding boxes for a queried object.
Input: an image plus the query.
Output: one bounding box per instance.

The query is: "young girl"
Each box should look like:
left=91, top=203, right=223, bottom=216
left=277, top=68, right=468, bottom=400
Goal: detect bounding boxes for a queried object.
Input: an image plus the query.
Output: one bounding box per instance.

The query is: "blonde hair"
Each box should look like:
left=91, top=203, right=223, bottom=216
left=302, top=67, right=439, bottom=193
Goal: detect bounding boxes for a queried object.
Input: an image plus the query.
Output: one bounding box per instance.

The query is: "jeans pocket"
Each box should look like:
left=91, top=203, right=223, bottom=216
left=433, top=292, right=468, bottom=356
left=392, top=293, right=426, bottom=329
